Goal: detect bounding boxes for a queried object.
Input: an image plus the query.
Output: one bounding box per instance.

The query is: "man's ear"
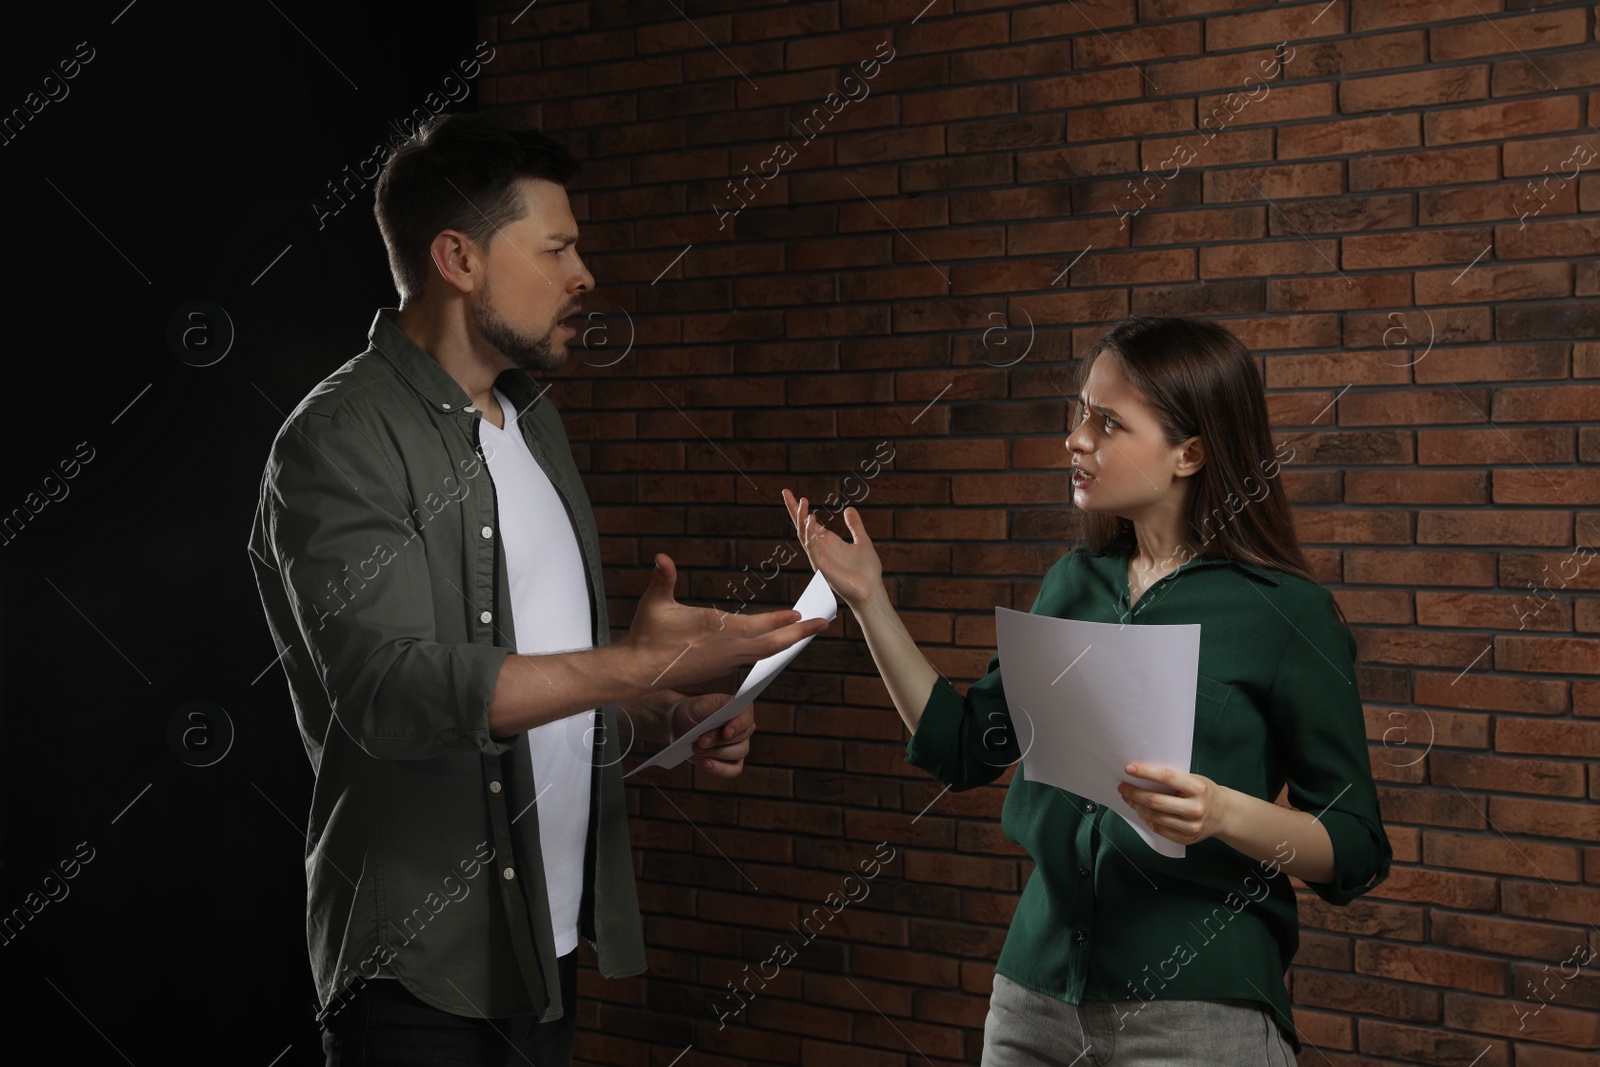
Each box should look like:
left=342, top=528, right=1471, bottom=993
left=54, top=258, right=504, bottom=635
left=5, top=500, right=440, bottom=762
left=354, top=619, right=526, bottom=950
left=1176, top=435, right=1205, bottom=477
left=427, top=229, right=482, bottom=296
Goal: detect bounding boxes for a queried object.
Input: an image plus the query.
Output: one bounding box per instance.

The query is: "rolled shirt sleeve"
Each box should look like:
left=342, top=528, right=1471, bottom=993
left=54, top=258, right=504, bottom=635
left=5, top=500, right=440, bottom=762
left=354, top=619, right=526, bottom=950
left=905, top=560, right=1075, bottom=792
left=255, top=410, right=514, bottom=760
left=905, top=650, right=1017, bottom=793
left=1269, top=589, right=1393, bottom=905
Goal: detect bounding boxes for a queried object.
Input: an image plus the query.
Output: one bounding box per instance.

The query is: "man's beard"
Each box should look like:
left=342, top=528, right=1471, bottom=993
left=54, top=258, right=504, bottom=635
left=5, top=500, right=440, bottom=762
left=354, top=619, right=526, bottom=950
left=471, top=283, right=564, bottom=374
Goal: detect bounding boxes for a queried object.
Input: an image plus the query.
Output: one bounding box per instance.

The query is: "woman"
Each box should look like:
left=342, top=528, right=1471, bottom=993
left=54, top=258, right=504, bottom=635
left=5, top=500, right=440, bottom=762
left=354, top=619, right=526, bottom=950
left=781, top=317, right=1391, bottom=1066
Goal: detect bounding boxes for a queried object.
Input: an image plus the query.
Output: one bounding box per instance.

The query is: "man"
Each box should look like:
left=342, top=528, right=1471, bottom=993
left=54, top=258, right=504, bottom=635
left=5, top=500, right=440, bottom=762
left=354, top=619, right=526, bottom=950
left=247, top=112, right=826, bottom=1065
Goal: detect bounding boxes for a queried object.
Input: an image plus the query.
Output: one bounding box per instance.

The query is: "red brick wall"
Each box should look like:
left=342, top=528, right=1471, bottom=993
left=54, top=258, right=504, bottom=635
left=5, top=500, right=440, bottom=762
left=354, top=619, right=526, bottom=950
left=477, top=1, right=1600, bottom=1063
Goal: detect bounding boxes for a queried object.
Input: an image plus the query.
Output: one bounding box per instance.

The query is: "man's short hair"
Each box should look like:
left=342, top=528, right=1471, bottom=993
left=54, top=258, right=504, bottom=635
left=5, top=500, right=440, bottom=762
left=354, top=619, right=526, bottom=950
left=373, top=113, right=581, bottom=304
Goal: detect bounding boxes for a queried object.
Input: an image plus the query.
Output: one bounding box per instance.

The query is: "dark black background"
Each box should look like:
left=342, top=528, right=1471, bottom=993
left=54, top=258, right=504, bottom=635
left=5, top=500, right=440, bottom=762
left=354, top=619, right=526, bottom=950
left=0, top=1, right=484, bottom=1060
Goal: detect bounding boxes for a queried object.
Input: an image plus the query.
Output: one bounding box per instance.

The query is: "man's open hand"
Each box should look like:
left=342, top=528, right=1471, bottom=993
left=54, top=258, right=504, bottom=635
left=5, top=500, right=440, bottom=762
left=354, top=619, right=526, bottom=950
left=625, top=552, right=829, bottom=691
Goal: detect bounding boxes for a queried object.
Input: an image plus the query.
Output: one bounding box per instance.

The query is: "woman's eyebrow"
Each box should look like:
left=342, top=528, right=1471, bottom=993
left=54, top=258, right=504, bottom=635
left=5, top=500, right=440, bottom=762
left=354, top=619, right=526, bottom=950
left=547, top=232, right=579, bottom=245
left=1078, top=396, right=1124, bottom=419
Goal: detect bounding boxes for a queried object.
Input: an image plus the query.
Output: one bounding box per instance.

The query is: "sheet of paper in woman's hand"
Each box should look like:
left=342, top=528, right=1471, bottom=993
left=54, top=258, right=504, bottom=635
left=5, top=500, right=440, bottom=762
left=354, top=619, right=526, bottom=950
left=994, top=607, right=1201, bottom=858
left=623, top=570, right=839, bottom=778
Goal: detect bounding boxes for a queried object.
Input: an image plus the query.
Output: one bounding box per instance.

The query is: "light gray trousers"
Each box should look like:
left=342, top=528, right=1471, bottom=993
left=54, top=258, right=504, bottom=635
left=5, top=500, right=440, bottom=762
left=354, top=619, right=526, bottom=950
left=981, top=974, right=1299, bottom=1067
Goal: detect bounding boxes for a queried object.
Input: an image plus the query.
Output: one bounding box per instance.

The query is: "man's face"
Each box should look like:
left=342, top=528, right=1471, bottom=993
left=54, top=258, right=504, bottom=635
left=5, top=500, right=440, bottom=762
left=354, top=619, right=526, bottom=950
left=470, top=176, right=593, bottom=374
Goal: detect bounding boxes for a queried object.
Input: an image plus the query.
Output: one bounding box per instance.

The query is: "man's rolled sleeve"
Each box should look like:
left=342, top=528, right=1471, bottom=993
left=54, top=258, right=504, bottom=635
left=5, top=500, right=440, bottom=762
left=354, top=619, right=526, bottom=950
left=256, top=410, right=515, bottom=760
left=1269, top=590, right=1392, bottom=905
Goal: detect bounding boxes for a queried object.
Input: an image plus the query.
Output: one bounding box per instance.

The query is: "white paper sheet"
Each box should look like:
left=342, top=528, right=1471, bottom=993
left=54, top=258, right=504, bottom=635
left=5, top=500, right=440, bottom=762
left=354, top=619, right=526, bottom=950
left=994, top=607, right=1201, bottom=858
left=623, top=570, right=838, bottom=778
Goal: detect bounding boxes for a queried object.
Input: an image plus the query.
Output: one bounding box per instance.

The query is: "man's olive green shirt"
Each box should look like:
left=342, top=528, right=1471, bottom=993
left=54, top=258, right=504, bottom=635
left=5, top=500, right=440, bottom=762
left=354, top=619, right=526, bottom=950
left=247, top=308, right=646, bottom=1023
left=905, top=533, right=1392, bottom=1053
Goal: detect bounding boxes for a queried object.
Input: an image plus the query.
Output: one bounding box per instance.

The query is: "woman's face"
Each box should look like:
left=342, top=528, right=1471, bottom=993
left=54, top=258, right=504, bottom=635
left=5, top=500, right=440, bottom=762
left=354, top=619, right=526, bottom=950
left=1065, top=354, right=1203, bottom=517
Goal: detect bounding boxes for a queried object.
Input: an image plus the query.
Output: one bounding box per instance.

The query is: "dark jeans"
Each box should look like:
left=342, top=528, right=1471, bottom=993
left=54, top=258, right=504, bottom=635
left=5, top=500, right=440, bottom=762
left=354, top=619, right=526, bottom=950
left=321, top=949, right=579, bottom=1066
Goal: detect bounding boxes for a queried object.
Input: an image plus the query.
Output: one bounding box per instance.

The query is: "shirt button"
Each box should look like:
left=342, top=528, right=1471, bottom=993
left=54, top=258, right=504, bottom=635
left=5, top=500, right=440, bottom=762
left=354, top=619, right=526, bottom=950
left=489, top=780, right=502, bottom=793
left=1077, top=866, right=1091, bottom=879
left=480, top=610, right=492, bottom=624
left=481, top=526, right=493, bottom=539
left=442, top=402, right=452, bottom=409
left=1075, top=929, right=1088, bottom=944
left=1085, top=802, right=1097, bottom=813
left=502, top=867, right=515, bottom=880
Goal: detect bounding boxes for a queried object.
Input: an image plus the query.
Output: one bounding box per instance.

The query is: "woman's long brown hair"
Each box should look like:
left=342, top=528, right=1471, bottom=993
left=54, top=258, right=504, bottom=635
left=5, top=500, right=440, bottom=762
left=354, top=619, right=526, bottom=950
left=1069, top=316, right=1350, bottom=628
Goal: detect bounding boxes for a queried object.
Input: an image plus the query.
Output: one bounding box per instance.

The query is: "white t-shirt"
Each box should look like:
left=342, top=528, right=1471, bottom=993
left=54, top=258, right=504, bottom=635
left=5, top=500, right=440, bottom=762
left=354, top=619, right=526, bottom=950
left=477, top=385, right=596, bottom=956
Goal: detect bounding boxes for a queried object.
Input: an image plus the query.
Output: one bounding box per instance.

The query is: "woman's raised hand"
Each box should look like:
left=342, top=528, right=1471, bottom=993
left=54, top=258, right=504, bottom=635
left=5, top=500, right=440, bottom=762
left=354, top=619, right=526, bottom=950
left=781, top=488, right=885, bottom=611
